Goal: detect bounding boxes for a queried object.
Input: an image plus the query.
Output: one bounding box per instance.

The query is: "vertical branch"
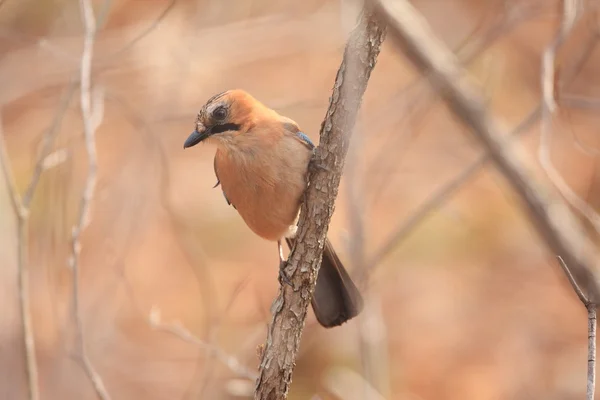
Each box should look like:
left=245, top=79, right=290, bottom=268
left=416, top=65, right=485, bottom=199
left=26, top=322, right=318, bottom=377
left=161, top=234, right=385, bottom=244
left=254, top=11, right=386, bottom=400
left=69, top=0, right=110, bottom=398
left=588, top=304, right=597, bottom=400
left=0, top=117, right=39, bottom=400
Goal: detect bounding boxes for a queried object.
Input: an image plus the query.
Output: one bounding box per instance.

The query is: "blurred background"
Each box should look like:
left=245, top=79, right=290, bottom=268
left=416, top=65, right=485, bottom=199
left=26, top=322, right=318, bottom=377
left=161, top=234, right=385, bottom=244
left=2, top=0, right=600, bottom=398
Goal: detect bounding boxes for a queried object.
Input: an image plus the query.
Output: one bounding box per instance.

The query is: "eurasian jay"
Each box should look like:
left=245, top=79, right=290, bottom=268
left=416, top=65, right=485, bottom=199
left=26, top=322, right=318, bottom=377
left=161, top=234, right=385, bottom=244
left=183, top=89, right=363, bottom=328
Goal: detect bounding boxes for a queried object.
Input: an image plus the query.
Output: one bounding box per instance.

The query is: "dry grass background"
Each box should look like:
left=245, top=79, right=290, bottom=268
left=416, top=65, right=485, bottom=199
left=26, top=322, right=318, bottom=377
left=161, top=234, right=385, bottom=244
left=1, top=0, right=600, bottom=398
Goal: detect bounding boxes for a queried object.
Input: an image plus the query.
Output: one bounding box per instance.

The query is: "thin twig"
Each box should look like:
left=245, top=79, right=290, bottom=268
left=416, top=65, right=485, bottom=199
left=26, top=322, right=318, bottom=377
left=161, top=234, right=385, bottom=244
left=366, top=106, right=540, bottom=271
left=148, top=308, right=257, bottom=381
left=373, top=0, right=600, bottom=301
left=374, top=2, right=600, bottom=398
left=69, top=0, right=110, bottom=398
left=538, top=1, right=600, bottom=232
left=254, top=11, right=385, bottom=399
left=0, top=117, right=39, bottom=400
left=557, top=256, right=589, bottom=304
left=365, top=1, right=547, bottom=205
left=23, top=79, right=78, bottom=207
left=108, top=0, right=177, bottom=59
left=588, top=303, right=597, bottom=400
left=367, top=24, right=598, bottom=269
left=346, top=125, right=391, bottom=399
left=540, top=4, right=598, bottom=397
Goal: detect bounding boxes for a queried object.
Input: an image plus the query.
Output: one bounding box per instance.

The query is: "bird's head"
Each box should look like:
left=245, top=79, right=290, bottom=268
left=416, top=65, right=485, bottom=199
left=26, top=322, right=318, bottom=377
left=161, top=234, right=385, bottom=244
left=184, top=89, right=263, bottom=149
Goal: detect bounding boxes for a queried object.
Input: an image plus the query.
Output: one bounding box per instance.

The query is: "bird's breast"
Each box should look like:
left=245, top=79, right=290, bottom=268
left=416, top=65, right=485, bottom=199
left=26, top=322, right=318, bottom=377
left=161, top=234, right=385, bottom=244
left=214, top=137, right=312, bottom=241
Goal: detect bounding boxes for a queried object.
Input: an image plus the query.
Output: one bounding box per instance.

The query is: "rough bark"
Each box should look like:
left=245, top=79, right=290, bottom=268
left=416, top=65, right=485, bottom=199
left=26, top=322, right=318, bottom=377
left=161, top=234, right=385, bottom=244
left=253, top=12, right=386, bottom=400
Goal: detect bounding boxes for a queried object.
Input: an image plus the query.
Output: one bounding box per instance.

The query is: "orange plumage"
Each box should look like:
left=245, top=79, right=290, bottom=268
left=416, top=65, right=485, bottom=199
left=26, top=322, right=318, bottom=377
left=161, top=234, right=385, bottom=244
left=184, top=89, right=363, bottom=327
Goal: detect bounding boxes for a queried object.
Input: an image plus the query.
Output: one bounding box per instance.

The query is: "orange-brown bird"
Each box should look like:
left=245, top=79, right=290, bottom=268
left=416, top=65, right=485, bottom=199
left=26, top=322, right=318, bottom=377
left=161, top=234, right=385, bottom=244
left=184, top=89, right=363, bottom=327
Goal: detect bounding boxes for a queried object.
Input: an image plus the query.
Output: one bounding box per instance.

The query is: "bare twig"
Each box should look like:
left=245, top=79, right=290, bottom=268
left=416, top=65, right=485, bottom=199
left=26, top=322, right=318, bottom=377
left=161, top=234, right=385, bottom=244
left=365, top=1, right=548, bottom=205
left=562, top=93, right=600, bottom=110
left=346, top=127, right=391, bottom=399
left=0, top=117, right=39, bottom=400
left=538, top=1, right=600, bottom=232
left=69, top=0, right=110, bottom=398
left=373, top=0, right=600, bottom=300
left=366, top=106, right=540, bottom=271
left=254, top=11, right=385, bottom=400
left=541, top=4, right=597, bottom=399
left=374, top=1, right=600, bottom=398
left=589, top=304, right=597, bottom=400
left=23, top=79, right=78, bottom=207
left=368, top=25, right=600, bottom=269
left=108, top=0, right=177, bottom=59
left=558, top=256, right=589, bottom=304
left=148, top=308, right=257, bottom=381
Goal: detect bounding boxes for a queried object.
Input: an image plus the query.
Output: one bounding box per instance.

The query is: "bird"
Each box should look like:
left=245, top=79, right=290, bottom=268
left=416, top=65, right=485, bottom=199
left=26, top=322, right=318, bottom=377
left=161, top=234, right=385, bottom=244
left=183, top=89, right=363, bottom=328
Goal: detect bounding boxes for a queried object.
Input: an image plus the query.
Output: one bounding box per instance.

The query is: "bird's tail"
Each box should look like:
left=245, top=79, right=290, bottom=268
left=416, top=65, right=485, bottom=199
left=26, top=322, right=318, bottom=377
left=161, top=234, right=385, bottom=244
left=285, top=237, right=363, bottom=328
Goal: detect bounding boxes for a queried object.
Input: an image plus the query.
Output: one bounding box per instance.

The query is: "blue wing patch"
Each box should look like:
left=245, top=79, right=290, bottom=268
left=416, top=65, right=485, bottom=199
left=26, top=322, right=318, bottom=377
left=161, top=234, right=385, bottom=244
left=296, top=131, right=315, bottom=149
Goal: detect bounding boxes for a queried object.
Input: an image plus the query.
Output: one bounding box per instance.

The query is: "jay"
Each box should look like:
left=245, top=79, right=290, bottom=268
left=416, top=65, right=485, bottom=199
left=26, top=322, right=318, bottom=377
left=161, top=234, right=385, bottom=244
left=183, top=89, right=363, bottom=328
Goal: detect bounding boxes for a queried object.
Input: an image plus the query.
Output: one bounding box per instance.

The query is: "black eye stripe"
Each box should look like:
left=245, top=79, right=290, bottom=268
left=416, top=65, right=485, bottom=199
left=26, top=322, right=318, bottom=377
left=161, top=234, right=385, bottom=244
left=211, top=123, right=241, bottom=134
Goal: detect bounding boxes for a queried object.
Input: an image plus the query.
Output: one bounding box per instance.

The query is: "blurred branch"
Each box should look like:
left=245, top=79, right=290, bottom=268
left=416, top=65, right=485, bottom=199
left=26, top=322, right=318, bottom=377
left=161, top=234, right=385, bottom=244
left=372, top=0, right=600, bottom=301
left=148, top=307, right=257, bottom=381
left=0, top=116, right=40, bottom=400
left=346, top=128, right=390, bottom=399
left=323, top=366, right=386, bottom=400
left=69, top=0, right=110, bottom=399
left=368, top=23, right=600, bottom=269
left=365, top=106, right=540, bottom=272
left=371, top=3, right=600, bottom=395
left=108, top=0, right=177, bottom=58
left=538, top=1, right=600, bottom=232
left=254, top=11, right=385, bottom=400
left=562, top=93, right=600, bottom=109
left=541, top=3, right=597, bottom=399
left=23, top=80, right=78, bottom=206
left=365, top=0, right=549, bottom=206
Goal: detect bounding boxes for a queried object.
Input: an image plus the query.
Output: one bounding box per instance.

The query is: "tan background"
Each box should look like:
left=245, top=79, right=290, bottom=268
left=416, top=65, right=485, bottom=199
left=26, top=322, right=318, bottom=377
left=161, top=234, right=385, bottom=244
left=1, top=0, right=599, bottom=398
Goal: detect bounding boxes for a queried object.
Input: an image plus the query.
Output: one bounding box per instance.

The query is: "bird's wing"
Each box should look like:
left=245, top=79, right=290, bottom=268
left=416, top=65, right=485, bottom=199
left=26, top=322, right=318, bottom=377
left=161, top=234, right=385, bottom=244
left=213, top=156, right=235, bottom=208
left=281, top=119, right=315, bottom=150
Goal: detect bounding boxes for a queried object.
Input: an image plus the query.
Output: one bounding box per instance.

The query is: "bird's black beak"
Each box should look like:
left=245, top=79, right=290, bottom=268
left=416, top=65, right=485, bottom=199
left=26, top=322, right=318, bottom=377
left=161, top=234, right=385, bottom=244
left=183, top=128, right=209, bottom=149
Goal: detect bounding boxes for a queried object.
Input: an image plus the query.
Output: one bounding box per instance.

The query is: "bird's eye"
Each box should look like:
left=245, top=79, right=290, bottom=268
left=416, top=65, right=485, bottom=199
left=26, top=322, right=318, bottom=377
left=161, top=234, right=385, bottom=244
left=212, top=106, right=227, bottom=121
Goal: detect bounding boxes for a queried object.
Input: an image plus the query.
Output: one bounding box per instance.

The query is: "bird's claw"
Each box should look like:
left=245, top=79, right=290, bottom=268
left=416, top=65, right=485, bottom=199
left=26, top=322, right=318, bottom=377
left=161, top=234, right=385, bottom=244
left=278, top=260, right=294, bottom=288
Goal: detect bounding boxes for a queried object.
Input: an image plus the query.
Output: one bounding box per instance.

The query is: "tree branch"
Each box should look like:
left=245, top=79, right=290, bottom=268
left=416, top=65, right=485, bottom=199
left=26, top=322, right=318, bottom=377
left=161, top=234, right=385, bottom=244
left=538, top=1, right=600, bottom=234
left=148, top=307, right=257, bottom=382
left=0, top=117, right=39, bottom=400
left=372, top=0, right=600, bottom=301
left=253, top=11, right=386, bottom=400
left=69, top=0, right=110, bottom=398
left=372, top=0, right=600, bottom=397
left=588, top=304, right=597, bottom=400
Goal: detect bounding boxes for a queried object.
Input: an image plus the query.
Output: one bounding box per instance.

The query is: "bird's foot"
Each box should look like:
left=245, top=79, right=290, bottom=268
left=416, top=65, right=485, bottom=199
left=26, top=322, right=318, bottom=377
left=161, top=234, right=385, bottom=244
left=278, top=260, right=294, bottom=288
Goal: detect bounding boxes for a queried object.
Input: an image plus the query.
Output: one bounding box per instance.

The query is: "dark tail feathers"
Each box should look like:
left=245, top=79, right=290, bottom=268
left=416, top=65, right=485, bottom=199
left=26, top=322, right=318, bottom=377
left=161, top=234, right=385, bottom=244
left=285, top=237, right=363, bottom=328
